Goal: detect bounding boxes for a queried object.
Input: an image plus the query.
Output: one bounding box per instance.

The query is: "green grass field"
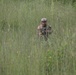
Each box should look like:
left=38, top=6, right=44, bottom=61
left=0, top=0, right=76, bottom=75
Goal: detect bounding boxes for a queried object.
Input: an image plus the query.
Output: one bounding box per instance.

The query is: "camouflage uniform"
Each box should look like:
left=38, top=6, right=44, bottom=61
left=37, top=24, right=52, bottom=41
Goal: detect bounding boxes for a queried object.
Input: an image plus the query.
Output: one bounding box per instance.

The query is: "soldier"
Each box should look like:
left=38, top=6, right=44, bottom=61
left=37, top=18, right=52, bottom=41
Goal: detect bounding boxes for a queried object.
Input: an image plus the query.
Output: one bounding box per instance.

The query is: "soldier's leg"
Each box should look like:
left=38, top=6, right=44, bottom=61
left=44, top=34, right=48, bottom=41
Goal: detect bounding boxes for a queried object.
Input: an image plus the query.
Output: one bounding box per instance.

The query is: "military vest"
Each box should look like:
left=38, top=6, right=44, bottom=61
left=41, top=25, right=51, bottom=35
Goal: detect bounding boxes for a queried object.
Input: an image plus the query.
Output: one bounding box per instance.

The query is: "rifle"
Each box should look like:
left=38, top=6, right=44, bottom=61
left=41, top=26, right=52, bottom=41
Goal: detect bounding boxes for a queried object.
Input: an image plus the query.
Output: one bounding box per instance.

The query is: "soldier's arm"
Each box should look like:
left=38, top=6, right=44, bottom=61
left=47, top=26, right=53, bottom=34
left=37, top=26, right=42, bottom=36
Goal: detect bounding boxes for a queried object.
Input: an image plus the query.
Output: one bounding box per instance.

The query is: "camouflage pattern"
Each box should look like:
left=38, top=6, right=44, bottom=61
left=37, top=24, right=52, bottom=41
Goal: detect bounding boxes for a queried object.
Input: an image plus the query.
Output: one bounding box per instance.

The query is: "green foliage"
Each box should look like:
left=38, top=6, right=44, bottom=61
left=0, top=20, right=8, bottom=31
left=0, top=0, right=76, bottom=75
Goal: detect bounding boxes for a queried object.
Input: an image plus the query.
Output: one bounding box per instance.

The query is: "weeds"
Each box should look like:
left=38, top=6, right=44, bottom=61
left=0, top=0, right=76, bottom=75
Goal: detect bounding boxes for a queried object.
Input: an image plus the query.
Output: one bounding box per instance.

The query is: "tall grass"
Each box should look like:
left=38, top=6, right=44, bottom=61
left=0, top=0, right=76, bottom=75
